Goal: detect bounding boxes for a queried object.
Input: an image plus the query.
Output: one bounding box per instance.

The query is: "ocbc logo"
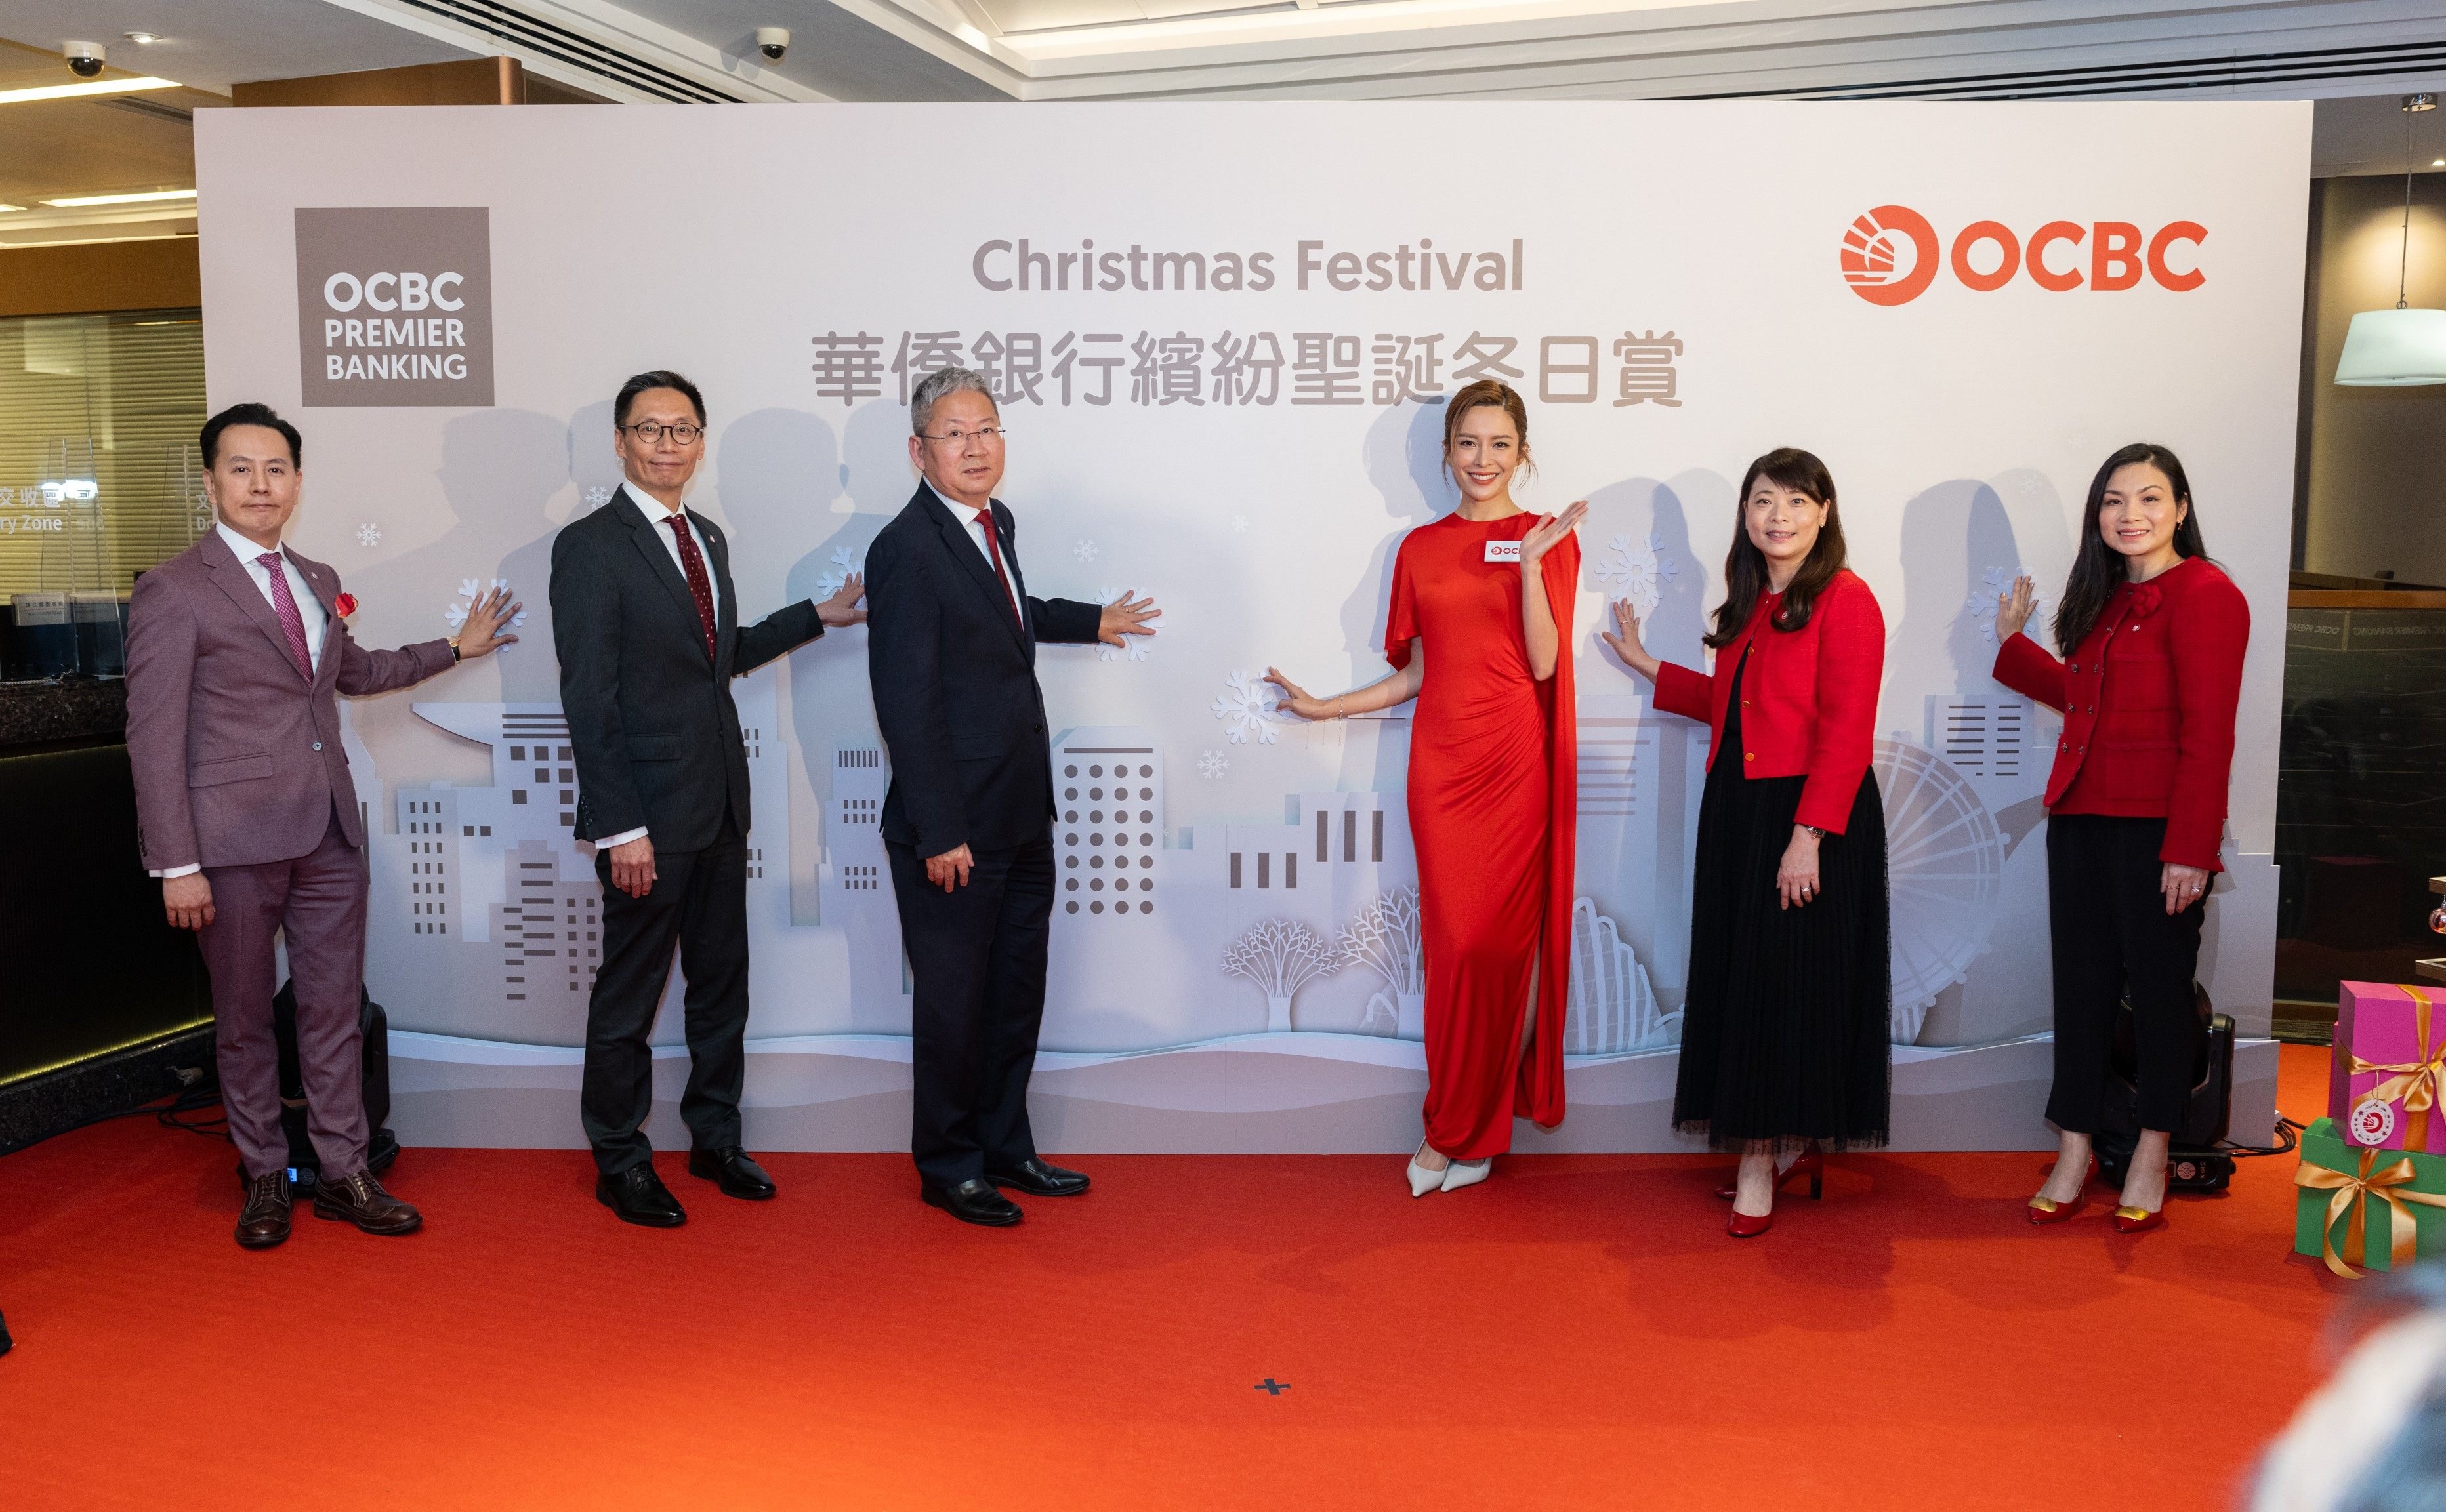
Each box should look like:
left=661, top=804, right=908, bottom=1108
left=322, top=270, right=466, bottom=313
left=1840, top=205, right=2206, bottom=307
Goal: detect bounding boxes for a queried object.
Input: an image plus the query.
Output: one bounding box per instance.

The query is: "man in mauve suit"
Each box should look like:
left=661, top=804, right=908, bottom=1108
left=867, top=367, right=1157, bottom=1226
left=551, top=370, right=866, bottom=1227
left=125, top=402, right=518, bottom=1250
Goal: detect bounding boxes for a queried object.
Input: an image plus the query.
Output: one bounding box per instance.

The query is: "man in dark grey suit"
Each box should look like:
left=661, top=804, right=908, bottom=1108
left=867, top=367, right=1157, bottom=1225
left=126, top=402, right=518, bottom=1250
left=551, top=370, right=865, bottom=1227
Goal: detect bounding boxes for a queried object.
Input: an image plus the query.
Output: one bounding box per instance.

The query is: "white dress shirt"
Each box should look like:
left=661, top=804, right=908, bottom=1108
left=595, top=483, right=722, bottom=851
left=155, top=524, right=335, bottom=880
left=218, top=520, right=330, bottom=668
left=926, top=481, right=1025, bottom=624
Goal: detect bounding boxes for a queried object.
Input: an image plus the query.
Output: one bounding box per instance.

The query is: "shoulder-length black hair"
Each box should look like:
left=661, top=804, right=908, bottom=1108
left=1704, top=448, right=1849, bottom=649
left=2052, top=443, right=2206, bottom=655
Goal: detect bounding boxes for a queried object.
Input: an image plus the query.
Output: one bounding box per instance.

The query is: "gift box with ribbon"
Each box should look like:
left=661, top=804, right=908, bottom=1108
left=2296, top=1116, right=2446, bottom=1278
left=2331, top=981, right=2446, bottom=1153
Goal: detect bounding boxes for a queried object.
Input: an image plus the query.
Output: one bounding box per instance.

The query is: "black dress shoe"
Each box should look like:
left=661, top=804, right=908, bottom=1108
left=596, top=1165, right=687, bottom=1227
left=311, top=1170, right=423, bottom=1236
left=922, top=1177, right=1022, bottom=1227
left=236, top=1170, right=293, bottom=1249
left=687, top=1146, right=776, bottom=1200
left=986, top=1158, right=1090, bottom=1197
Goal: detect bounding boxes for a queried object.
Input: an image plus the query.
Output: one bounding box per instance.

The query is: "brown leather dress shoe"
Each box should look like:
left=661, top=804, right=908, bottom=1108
left=236, top=1170, right=292, bottom=1250
left=311, top=1170, right=423, bottom=1236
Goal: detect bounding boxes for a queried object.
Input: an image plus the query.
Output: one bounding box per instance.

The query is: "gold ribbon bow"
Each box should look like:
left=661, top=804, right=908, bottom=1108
left=2349, top=987, right=2445, bottom=1151
left=2296, top=1145, right=2446, bottom=1278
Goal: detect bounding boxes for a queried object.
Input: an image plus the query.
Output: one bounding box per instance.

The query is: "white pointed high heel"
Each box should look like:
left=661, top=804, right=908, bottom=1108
left=1407, top=1141, right=1446, bottom=1198
left=1440, top=1158, right=1491, bottom=1193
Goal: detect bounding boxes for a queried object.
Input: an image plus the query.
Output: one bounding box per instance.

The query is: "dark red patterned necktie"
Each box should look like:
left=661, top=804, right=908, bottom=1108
left=661, top=515, right=718, bottom=663
left=972, top=506, right=1022, bottom=631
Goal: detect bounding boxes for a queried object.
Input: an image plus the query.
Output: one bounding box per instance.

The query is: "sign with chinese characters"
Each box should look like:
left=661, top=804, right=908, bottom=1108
left=194, top=100, right=2306, bottom=1152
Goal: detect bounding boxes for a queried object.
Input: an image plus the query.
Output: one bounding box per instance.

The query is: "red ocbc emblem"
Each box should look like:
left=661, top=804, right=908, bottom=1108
left=1841, top=205, right=1940, bottom=308
left=1842, top=205, right=2207, bottom=304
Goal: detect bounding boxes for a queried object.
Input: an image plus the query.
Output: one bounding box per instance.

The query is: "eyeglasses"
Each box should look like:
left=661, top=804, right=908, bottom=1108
left=919, top=426, right=1006, bottom=449
left=621, top=422, right=703, bottom=445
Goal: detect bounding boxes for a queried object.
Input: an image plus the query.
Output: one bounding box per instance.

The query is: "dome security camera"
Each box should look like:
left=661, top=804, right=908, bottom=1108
left=66, top=41, right=106, bottom=79
left=755, top=27, right=789, bottom=62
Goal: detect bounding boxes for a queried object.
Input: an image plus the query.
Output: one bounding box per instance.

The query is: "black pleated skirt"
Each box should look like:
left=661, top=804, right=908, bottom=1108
left=1672, top=656, right=1893, bottom=1153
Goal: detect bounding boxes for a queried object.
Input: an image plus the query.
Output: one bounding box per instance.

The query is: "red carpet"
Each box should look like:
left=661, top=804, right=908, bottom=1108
left=0, top=1046, right=2357, bottom=1510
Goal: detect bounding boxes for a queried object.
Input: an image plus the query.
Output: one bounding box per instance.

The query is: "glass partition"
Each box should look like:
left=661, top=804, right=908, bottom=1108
left=0, top=309, right=208, bottom=678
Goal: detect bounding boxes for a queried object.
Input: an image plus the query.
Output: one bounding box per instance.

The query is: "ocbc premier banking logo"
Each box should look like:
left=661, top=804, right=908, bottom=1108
left=1840, top=205, right=2207, bottom=307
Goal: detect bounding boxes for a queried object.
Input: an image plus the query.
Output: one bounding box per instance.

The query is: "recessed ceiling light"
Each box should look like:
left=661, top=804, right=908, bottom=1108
left=0, top=204, right=22, bottom=213
left=40, top=188, right=197, bottom=207
left=0, top=76, right=179, bottom=106
left=123, top=31, right=161, bottom=45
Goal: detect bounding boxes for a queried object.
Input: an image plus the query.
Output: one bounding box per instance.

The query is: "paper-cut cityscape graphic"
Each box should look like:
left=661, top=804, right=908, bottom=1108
left=360, top=684, right=2040, bottom=1055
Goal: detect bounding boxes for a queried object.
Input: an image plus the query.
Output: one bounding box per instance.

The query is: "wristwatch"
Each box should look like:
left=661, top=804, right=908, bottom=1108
left=1800, top=824, right=1827, bottom=838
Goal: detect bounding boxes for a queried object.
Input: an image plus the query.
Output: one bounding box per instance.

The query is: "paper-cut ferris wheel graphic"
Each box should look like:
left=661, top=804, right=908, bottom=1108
left=1873, top=737, right=2006, bottom=1044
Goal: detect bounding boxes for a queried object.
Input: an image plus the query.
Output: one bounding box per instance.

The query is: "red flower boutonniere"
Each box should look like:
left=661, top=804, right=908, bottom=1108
left=331, top=592, right=359, bottom=618
left=2130, top=584, right=2163, bottom=618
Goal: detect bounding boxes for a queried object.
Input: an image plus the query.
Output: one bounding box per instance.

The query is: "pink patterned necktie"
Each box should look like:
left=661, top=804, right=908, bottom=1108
left=256, top=551, right=314, bottom=681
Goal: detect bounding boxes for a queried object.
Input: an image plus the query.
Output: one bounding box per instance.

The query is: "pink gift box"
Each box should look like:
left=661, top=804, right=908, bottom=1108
left=2333, top=981, right=2446, bottom=1153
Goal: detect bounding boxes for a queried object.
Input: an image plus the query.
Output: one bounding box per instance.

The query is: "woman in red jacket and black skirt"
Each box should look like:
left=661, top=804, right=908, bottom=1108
left=1994, top=441, right=2248, bottom=1236
left=1606, top=448, right=1891, bottom=1238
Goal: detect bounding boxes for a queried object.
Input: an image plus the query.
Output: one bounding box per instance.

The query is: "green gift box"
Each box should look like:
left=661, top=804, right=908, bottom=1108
left=2295, top=1117, right=2446, bottom=1277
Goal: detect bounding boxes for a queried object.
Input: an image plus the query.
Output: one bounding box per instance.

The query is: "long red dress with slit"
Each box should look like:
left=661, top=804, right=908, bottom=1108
left=1384, top=511, right=1579, bottom=1159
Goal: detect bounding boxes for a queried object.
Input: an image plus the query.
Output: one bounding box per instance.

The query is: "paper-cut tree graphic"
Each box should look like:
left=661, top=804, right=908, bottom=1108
left=1222, top=918, right=1340, bottom=1033
left=1341, top=887, right=1425, bottom=1040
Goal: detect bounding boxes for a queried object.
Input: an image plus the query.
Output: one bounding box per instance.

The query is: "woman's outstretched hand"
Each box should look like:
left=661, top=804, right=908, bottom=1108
left=1519, top=499, right=1588, bottom=568
left=1600, top=597, right=1662, bottom=681
left=1262, top=668, right=1335, bottom=721
left=1995, top=574, right=2036, bottom=643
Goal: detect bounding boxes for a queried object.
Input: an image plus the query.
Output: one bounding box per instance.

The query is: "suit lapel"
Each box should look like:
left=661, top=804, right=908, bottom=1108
left=289, top=550, right=345, bottom=691
left=989, top=501, right=1035, bottom=657
left=916, top=485, right=1026, bottom=653
left=199, top=529, right=311, bottom=682
left=617, top=486, right=713, bottom=670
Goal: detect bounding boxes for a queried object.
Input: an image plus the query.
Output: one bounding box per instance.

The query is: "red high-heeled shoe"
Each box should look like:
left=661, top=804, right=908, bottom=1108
left=2026, top=1153, right=2098, bottom=1225
left=2110, top=1206, right=2167, bottom=1235
left=1727, top=1206, right=1773, bottom=1238
left=1714, top=1142, right=1824, bottom=1202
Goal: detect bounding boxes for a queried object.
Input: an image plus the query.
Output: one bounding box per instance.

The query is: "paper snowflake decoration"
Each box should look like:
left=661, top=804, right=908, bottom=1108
left=1198, top=750, right=1229, bottom=779
left=447, top=577, right=527, bottom=630
left=1094, top=588, right=1155, bottom=662
left=583, top=485, right=612, bottom=508
left=1965, top=567, right=2037, bottom=644
left=1074, top=538, right=1099, bottom=563
left=1230, top=515, right=1250, bottom=534
left=1212, top=670, right=1280, bottom=744
left=356, top=523, right=383, bottom=548
left=816, top=546, right=863, bottom=597
left=1595, top=531, right=1678, bottom=619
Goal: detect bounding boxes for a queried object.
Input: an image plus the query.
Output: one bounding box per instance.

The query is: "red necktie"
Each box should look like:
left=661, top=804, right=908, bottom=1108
left=661, top=516, right=718, bottom=664
left=972, top=507, right=1022, bottom=631
left=255, top=551, right=314, bottom=681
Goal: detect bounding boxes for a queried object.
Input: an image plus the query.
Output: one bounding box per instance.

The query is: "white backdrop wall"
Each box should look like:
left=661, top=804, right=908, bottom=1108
left=192, top=102, right=2307, bottom=1153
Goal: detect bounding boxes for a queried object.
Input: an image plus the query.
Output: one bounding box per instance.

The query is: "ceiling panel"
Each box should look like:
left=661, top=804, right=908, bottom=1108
left=0, top=0, right=478, bottom=90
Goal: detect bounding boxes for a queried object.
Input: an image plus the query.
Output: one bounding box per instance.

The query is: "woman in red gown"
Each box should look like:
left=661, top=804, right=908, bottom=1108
left=1266, top=380, right=1584, bottom=1196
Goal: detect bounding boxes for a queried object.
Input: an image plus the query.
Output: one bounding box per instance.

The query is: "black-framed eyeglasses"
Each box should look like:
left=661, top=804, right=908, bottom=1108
left=621, top=422, right=703, bottom=445
left=919, top=426, right=1006, bottom=449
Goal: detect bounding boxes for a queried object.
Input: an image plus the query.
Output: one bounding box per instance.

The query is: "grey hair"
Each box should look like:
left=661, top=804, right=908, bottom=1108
left=911, top=367, right=997, bottom=436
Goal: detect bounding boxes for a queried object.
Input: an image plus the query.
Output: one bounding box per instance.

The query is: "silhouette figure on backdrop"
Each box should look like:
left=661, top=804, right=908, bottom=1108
left=550, top=370, right=866, bottom=1228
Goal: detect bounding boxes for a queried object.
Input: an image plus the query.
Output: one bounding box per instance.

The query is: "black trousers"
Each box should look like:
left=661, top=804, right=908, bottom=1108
left=2045, top=813, right=2205, bottom=1135
left=581, top=812, right=750, bottom=1175
left=887, top=832, right=1055, bottom=1189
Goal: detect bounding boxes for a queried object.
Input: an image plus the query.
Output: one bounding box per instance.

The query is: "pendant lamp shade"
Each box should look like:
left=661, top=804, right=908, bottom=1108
left=2335, top=308, right=2446, bottom=386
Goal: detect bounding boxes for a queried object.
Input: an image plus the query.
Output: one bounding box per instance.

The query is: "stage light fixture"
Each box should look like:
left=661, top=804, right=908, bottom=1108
left=39, top=188, right=196, bottom=207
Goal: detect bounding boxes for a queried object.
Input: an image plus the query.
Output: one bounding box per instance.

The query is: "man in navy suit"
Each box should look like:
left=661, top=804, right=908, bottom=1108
left=865, top=367, right=1157, bottom=1225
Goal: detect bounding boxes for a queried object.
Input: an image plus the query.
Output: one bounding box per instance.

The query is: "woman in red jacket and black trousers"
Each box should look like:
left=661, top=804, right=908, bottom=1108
left=1994, top=442, right=2248, bottom=1236
left=1606, top=449, right=1891, bottom=1238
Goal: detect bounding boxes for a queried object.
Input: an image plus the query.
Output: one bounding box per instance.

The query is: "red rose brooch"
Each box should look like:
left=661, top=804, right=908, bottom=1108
left=332, top=592, right=359, bottom=618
